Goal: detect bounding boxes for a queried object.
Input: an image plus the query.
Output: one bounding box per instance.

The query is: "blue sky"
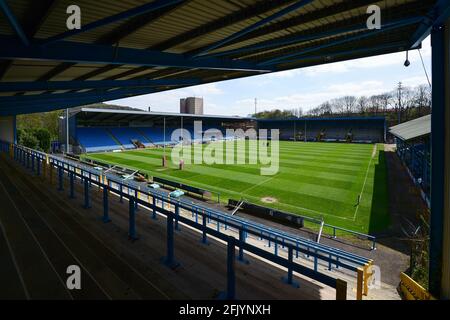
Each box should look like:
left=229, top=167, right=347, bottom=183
left=109, top=37, right=431, bottom=117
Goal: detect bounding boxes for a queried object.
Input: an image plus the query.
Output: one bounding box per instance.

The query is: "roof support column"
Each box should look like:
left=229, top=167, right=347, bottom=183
left=429, top=16, right=450, bottom=299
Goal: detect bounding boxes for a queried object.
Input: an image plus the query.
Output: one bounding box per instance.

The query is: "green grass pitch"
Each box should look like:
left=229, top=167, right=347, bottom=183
left=83, top=141, right=389, bottom=234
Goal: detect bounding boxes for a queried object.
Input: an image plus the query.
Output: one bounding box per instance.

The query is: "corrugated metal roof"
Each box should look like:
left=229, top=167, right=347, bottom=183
left=0, top=0, right=443, bottom=115
left=78, top=107, right=252, bottom=120
left=389, top=114, right=431, bottom=141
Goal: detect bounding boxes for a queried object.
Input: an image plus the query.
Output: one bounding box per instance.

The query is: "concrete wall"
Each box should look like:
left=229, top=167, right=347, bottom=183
left=0, top=115, right=16, bottom=143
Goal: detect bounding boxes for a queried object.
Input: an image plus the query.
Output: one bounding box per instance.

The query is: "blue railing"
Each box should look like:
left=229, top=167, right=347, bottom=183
left=1, top=141, right=375, bottom=299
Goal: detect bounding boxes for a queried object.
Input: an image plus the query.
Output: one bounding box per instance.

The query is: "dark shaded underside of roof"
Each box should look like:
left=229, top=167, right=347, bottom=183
left=0, top=0, right=447, bottom=115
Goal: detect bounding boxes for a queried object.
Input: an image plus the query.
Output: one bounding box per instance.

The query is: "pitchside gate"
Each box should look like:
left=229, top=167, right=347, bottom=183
left=0, top=0, right=449, bottom=298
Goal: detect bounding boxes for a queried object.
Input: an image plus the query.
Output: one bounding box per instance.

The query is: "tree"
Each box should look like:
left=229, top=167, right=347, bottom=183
left=343, top=96, right=357, bottom=115
left=18, top=129, right=39, bottom=149
left=34, top=128, right=51, bottom=152
left=357, top=96, right=369, bottom=114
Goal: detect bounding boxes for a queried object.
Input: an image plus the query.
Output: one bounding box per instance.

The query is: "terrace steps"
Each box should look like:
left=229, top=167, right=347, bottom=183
left=0, top=154, right=339, bottom=300
left=0, top=156, right=169, bottom=299
left=105, top=129, right=125, bottom=150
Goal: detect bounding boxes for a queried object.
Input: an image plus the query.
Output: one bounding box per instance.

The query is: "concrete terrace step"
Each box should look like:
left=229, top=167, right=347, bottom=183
left=0, top=157, right=170, bottom=299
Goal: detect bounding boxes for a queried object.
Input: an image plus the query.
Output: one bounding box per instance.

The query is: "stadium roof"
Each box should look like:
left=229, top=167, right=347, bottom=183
left=389, top=114, right=431, bottom=141
left=75, top=107, right=252, bottom=122
left=0, top=0, right=449, bottom=116
left=257, top=116, right=386, bottom=122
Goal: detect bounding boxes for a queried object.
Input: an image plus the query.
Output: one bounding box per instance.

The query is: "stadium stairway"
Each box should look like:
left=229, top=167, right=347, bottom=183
left=0, top=154, right=341, bottom=300
left=134, top=128, right=155, bottom=147
left=105, top=129, right=126, bottom=150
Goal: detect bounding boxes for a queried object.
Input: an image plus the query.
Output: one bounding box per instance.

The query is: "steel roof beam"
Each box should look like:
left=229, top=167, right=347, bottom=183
left=410, top=0, right=450, bottom=48
left=195, top=0, right=385, bottom=52
left=189, top=0, right=314, bottom=58
left=0, top=0, right=56, bottom=81
left=259, top=16, right=423, bottom=66
left=204, top=21, right=373, bottom=59
left=0, top=78, right=200, bottom=92
left=0, top=0, right=29, bottom=46
left=150, top=0, right=293, bottom=51
left=0, top=37, right=272, bottom=73
left=43, top=0, right=186, bottom=44
left=0, top=87, right=156, bottom=106
left=276, top=41, right=411, bottom=67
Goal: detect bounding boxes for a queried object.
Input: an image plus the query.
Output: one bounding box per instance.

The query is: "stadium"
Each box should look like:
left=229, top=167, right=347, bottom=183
left=0, top=0, right=449, bottom=305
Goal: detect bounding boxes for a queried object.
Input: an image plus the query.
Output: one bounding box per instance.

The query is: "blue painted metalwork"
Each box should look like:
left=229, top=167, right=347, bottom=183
left=45, top=0, right=185, bottom=44
left=152, top=196, right=157, bottom=219
left=0, top=0, right=29, bottom=46
left=175, top=203, right=180, bottom=231
left=163, top=212, right=178, bottom=268
left=259, top=17, right=423, bottom=66
left=190, top=0, right=314, bottom=57
left=226, top=236, right=236, bottom=300
left=58, top=166, right=63, bottom=191
left=0, top=37, right=272, bottom=73
left=282, top=247, right=299, bottom=288
left=69, top=172, right=75, bottom=199
left=205, top=21, right=388, bottom=59
left=0, top=88, right=157, bottom=115
left=272, top=42, right=410, bottom=68
left=0, top=78, right=200, bottom=92
left=3, top=144, right=373, bottom=296
left=201, top=212, right=208, bottom=244
left=134, top=190, right=139, bottom=211
left=128, top=197, right=137, bottom=240
left=238, top=229, right=245, bottom=262
left=103, top=185, right=111, bottom=223
left=409, top=0, right=450, bottom=49
left=83, top=178, right=90, bottom=209
left=429, top=22, right=446, bottom=297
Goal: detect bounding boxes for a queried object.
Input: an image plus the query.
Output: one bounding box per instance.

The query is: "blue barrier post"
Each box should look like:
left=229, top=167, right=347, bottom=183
left=26, top=153, right=29, bottom=168
left=152, top=196, right=157, bottom=219
left=201, top=212, right=208, bottom=244
left=226, top=236, right=236, bottom=299
left=103, top=185, right=111, bottom=223
left=175, top=204, right=180, bottom=231
left=328, top=253, right=332, bottom=271
left=238, top=229, right=249, bottom=264
left=119, top=184, right=123, bottom=203
left=58, top=166, right=63, bottom=191
left=274, top=236, right=278, bottom=256
left=36, top=158, right=41, bottom=176
left=69, top=172, right=75, bottom=198
left=134, top=190, right=139, bottom=211
left=128, top=197, right=138, bottom=240
left=31, top=154, right=35, bottom=172
left=314, top=249, right=318, bottom=272
left=83, top=178, right=91, bottom=209
left=163, top=212, right=179, bottom=268
left=282, top=247, right=299, bottom=288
